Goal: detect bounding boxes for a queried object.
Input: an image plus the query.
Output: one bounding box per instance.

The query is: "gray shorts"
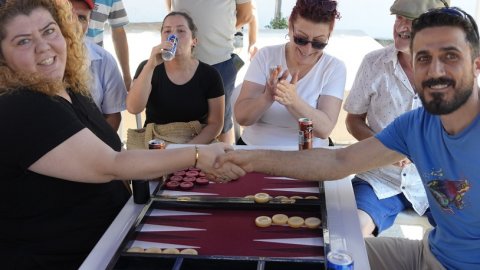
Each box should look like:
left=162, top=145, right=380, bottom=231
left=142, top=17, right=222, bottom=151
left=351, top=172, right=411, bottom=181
left=365, top=229, right=445, bottom=270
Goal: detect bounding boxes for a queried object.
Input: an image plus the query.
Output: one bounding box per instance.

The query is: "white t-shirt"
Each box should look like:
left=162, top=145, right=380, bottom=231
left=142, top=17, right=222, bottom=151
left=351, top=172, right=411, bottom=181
left=343, top=44, right=428, bottom=215
left=171, top=0, right=250, bottom=65
left=241, top=44, right=346, bottom=147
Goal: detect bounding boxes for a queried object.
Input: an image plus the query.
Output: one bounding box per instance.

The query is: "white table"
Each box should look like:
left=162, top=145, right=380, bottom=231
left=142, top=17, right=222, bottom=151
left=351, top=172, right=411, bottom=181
left=325, top=178, right=370, bottom=269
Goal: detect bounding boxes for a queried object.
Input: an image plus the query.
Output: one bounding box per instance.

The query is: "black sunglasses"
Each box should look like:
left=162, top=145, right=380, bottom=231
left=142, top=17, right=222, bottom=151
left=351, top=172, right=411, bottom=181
left=292, top=25, right=328, bottom=50
left=436, top=7, right=471, bottom=20
left=293, top=36, right=328, bottom=50
left=427, top=7, right=479, bottom=40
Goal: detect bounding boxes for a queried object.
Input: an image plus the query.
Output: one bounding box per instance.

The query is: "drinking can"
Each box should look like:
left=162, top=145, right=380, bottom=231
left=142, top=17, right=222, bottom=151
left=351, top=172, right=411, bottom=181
left=298, top=118, right=313, bottom=150
left=149, top=139, right=167, bottom=182
left=148, top=139, right=166, bottom=150
left=327, top=250, right=354, bottom=270
left=161, top=34, right=178, bottom=61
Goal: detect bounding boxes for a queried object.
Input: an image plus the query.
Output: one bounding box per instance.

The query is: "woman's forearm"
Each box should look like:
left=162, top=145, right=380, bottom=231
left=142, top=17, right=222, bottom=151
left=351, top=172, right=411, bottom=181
left=188, top=123, right=223, bottom=144
left=126, top=62, right=155, bottom=114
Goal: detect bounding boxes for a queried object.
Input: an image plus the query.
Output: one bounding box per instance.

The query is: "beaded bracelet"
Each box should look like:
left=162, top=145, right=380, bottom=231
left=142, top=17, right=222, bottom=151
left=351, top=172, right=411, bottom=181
left=194, top=145, right=199, bottom=168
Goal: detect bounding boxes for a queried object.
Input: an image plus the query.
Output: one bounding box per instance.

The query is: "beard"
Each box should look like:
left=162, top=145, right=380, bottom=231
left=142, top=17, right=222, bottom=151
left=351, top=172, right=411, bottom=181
left=419, top=77, right=473, bottom=115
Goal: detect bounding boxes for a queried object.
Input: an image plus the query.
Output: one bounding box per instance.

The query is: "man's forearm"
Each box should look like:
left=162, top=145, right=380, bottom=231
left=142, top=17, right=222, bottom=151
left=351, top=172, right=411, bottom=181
left=236, top=2, right=253, bottom=28
left=248, top=1, right=257, bottom=47
left=250, top=149, right=347, bottom=181
left=112, top=27, right=131, bottom=88
left=218, top=138, right=403, bottom=183
left=165, top=0, right=172, bottom=11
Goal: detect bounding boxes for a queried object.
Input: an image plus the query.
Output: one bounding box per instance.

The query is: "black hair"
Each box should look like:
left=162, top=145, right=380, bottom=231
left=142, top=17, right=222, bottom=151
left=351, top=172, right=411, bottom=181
left=411, top=7, right=480, bottom=59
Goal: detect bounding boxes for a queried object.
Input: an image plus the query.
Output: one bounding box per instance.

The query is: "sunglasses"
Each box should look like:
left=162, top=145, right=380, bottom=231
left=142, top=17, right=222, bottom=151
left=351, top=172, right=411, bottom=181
left=425, top=7, right=479, bottom=40
left=292, top=25, right=328, bottom=50
left=293, top=36, right=328, bottom=50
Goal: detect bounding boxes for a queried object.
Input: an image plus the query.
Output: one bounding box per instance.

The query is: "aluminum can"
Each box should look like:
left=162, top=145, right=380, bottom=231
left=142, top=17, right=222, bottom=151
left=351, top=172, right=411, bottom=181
left=298, top=117, right=313, bottom=150
left=148, top=139, right=166, bottom=182
left=161, top=34, right=178, bottom=61
left=148, top=139, right=166, bottom=150
left=327, top=250, right=354, bottom=270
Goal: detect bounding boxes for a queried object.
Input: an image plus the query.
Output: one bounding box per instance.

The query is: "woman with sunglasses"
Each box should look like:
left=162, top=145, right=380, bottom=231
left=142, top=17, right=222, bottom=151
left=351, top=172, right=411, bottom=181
left=0, top=1, right=242, bottom=268
left=234, top=0, right=345, bottom=147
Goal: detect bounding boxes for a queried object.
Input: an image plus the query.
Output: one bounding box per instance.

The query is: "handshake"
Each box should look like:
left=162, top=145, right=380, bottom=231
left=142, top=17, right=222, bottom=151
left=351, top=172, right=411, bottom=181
left=195, top=143, right=255, bottom=183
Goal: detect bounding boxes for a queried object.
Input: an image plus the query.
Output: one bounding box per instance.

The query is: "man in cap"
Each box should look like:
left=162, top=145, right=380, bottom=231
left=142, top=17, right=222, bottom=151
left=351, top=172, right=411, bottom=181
left=343, top=0, right=449, bottom=237
left=69, top=0, right=127, bottom=131
left=216, top=5, right=480, bottom=269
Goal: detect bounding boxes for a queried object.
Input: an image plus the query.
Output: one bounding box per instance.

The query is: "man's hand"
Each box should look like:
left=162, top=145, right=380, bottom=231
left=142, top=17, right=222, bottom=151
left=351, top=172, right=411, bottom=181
left=214, top=149, right=256, bottom=175
left=123, top=75, right=132, bottom=91
left=197, top=143, right=246, bottom=181
left=392, top=158, right=411, bottom=168
left=248, top=43, right=258, bottom=60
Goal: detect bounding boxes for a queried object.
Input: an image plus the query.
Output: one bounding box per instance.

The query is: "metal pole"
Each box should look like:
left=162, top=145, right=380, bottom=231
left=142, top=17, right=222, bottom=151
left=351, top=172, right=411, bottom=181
left=135, top=113, right=142, bottom=129
left=476, top=0, right=480, bottom=30
left=275, top=0, right=282, bottom=19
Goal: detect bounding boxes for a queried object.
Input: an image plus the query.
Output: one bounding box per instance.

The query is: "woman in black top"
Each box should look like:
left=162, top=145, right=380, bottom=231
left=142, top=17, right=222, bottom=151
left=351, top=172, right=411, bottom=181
left=127, top=11, right=225, bottom=144
left=0, top=1, right=243, bottom=269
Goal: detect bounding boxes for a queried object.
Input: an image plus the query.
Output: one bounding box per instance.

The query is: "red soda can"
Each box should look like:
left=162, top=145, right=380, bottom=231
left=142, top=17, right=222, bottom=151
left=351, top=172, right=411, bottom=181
left=148, top=139, right=166, bottom=150
left=298, top=118, right=313, bottom=150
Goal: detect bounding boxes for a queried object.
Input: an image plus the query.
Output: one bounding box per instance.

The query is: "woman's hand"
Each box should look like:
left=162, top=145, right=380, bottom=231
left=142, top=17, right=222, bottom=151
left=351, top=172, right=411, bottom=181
left=265, top=65, right=289, bottom=97
left=213, top=149, right=256, bottom=181
left=196, top=143, right=246, bottom=181
left=146, top=44, right=163, bottom=68
left=146, top=39, right=175, bottom=68
left=274, top=71, right=299, bottom=107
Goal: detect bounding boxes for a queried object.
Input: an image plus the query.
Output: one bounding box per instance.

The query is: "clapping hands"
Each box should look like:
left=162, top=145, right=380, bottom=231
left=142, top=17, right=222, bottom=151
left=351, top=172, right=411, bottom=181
left=266, top=66, right=300, bottom=106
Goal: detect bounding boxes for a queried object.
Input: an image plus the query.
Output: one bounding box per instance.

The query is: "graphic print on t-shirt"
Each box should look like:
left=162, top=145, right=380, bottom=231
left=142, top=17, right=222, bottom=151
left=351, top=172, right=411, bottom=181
left=427, top=179, right=470, bottom=214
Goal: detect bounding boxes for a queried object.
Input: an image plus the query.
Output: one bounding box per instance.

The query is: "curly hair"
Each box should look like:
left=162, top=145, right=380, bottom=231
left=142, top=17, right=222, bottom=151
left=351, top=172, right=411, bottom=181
left=0, top=0, right=90, bottom=96
left=289, top=0, right=341, bottom=26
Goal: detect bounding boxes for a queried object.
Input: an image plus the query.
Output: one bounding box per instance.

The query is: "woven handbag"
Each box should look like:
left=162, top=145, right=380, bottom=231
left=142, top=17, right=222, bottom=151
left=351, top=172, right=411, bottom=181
left=126, top=121, right=204, bottom=150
